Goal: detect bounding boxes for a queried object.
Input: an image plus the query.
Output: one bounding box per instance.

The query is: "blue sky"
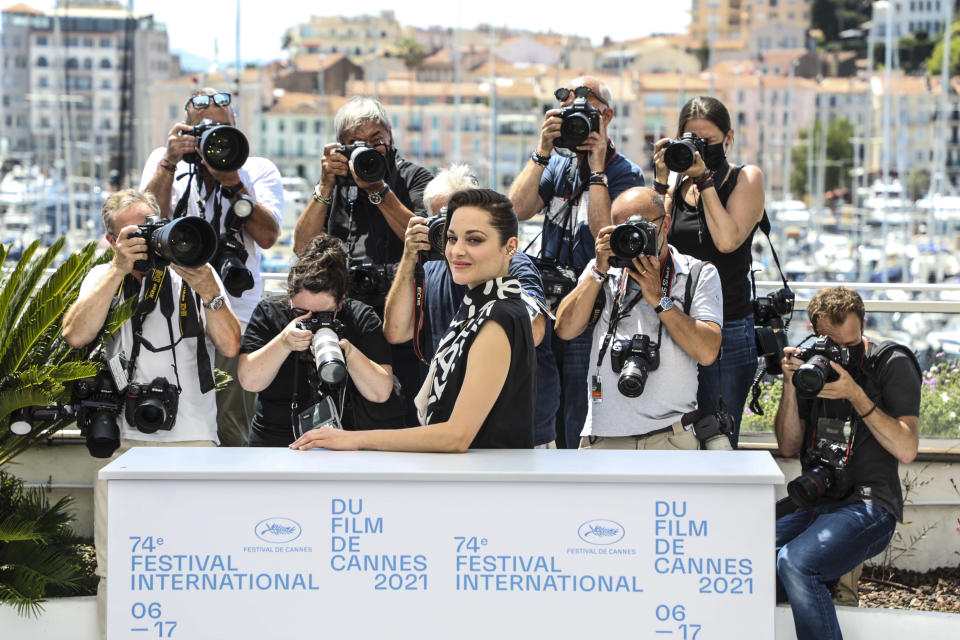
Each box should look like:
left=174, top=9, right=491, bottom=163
left=29, top=1, right=692, bottom=64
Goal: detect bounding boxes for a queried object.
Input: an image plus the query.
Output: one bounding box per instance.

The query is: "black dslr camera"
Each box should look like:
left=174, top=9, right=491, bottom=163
left=753, top=287, right=794, bottom=376
left=791, top=336, right=851, bottom=399
left=691, top=409, right=735, bottom=450
left=74, top=373, right=124, bottom=458
left=336, top=142, right=388, bottom=186
left=610, top=334, right=660, bottom=397
left=530, top=256, right=577, bottom=312
left=787, top=438, right=854, bottom=509
left=554, top=97, right=601, bottom=151
left=419, top=212, right=446, bottom=262
left=129, top=214, right=219, bottom=273
left=663, top=132, right=707, bottom=173
left=212, top=198, right=255, bottom=297
left=125, top=377, right=179, bottom=434
left=608, top=216, right=658, bottom=268
left=347, top=261, right=395, bottom=301
left=297, top=311, right=347, bottom=386
left=184, top=118, right=250, bottom=173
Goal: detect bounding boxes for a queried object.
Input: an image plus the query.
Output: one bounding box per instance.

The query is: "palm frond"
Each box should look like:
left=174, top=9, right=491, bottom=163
left=0, top=386, right=63, bottom=426
left=103, top=295, right=136, bottom=336
left=1, top=296, right=77, bottom=375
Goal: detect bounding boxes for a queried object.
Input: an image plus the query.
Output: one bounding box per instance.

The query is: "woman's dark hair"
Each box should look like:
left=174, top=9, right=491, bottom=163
left=286, top=234, right=349, bottom=300
left=443, top=188, right=518, bottom=245
left=677, top=96, right=732, bottom=138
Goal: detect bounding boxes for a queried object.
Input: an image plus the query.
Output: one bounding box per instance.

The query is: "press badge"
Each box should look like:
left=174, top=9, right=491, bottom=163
left=591, top=374, right=603, bottom=404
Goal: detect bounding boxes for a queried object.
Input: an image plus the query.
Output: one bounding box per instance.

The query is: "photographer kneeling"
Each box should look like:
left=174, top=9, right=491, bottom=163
left=554, top=187, right=724, bottom=449
left=61, top=189, right=242, bottom=636
left=774, top=287, right=921, bottom=640
left=238, top=235, right=401, bottom=446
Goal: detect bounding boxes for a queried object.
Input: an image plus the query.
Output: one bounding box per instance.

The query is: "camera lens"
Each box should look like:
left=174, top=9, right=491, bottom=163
left=198, top=125, right=250, bottom=172
left=787, top=466, right=832, bottom=508
left=85, top=411, right=120, bottom=458
left=610, top=225, right=644, bottom=260
left=349, top=268, right=375, bottom=296
left=154, top=217, right=219, bottom=268
left=560, top=113, right=591, bottom=148
left=132, top=398, right=168, bottom=434
left=792, top=355, right=831, bottom=398
left=311, top=328, right=347, bottom=385
left=351, top=147, right=387, bottom=184
left=664, top=140, right=696, bottom=173
left=617, top=357, right=648, bottom=398
left=216, top=253, right=254, bottom=297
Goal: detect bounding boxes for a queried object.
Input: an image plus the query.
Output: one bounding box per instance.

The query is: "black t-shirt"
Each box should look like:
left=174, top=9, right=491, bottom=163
left=668, top=165, right=755, bottom=321
left=425, top=284, right=536, bottom=449
left=797, top=339, right=922, bottom=521
left=241, top=296, right=401, bottom=443
left=325, top=156, right=433, bottom=264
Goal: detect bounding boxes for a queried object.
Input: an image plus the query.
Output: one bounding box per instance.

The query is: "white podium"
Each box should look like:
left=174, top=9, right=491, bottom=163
left=102, top=448, right=783, bottom=639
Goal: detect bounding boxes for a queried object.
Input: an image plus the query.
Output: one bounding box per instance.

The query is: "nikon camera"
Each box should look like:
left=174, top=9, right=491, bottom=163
left=183, top=118, right=249, bottom=173
left=129, top=215, right=219, bottom=273
left=753, top=287, right=794, bottom=376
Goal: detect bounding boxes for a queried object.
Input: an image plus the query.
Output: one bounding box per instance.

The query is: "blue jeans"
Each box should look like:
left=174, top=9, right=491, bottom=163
left=697, top=314, right=757, bottom=447
left=551, top=326, right=591, bottom=449
left=776, top=501, right=896, bottom=640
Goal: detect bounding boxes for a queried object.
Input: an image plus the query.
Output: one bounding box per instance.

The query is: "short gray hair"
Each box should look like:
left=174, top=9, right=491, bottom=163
left=101, top=189, right=160, bottom=235
left=334, top=96, right=393, bottom=143
left=423, top=163, right=480, bottom=215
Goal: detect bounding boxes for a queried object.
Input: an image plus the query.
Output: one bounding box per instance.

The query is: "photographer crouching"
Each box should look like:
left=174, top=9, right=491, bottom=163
left=554, top=187, right=726, bottom=450
left=238, top=234, right=402, bottom=446
left=774, top=287, right=921, bottom=640
left=140, top=87, right=283, bottom=447
left=61, top=189, right=242, bottom=637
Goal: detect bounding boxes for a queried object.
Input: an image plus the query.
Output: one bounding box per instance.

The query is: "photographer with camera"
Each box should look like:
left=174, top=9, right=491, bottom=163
left=293, top=96, right=432, bottom=425
left=291, top=189, right=535, bottom=452
left=382, top=165, right=560, bottom=447
left=656, top=96, right=766, bottom=447
left=61, top=189, right=241, bottom=637
left=140, top=87, right=284, bottom=447
left=773, top=287, right=921, bottom=640
left=238, top=234, right=401, bottom=446
left=509, top=75, right=644, bottom=448
left=554, top=187, right=724, bottom=450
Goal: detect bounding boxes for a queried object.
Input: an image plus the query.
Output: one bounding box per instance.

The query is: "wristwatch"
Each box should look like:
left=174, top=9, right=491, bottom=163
left=202, top=295, right=226, bottom=311
left=368, top=183, right=390, bottom=205
left=654, top=296, right=674, bottom=314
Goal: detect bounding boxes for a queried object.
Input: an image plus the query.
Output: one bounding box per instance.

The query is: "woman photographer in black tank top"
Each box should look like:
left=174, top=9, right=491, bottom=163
left=653, top=96, right=766, bottom=445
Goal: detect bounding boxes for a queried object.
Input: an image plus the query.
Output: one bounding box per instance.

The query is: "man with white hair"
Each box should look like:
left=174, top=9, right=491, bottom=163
left=295, top=96, right=433, bottom=424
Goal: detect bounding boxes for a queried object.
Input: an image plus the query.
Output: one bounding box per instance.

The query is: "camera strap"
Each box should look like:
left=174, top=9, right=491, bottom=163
left=807, top=400, right=857, bottom=464
left=412, top=260, right=429, bottom=365
left=289, top=353, right=345, bottom=439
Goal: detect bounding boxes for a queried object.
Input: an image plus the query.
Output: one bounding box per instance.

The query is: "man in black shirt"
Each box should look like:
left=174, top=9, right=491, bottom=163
left=773, top=286, right=921, bottom=640
left=293, top=96, right=433, bottom=424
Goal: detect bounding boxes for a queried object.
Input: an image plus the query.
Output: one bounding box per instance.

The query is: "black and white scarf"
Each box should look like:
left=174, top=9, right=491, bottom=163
left=415, top=277, right=523, bottom=425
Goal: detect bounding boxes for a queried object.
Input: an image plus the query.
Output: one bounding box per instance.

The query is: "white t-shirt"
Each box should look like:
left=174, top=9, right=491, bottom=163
left=581, top=247, right=724, bottom=437
left=138, top=148, right=284, bottom=327
left=79, top=263, right=229, bottom=443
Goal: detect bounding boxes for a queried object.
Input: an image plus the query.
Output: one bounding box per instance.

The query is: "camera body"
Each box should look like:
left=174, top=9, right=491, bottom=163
left=73, top=373, right=124, bottom=458
left=691, top=409, right=735, bottom=450
left=297, top=311, right=347, bottom=386
left=554, top=98, right=601, bottom=151
left=125, top=377, right=179, bottom=434
left=184, top=118, right=250, bottom=172
left=335, top=142, right=388, bottom=186
left=608, top=216, right=658, bottom=268
left=212, top=210, right=253, bottom=297
left=792, top=336, right=851, bottom=398
left=128, top=215, right=219, bottom=273
left=530, top=257, right=577, bottom=312
left=664, top=132, right=707, bottom=173
left=753, top=287, right=794, bottom=376
left=419, top=214, right=446, bottom=262
left=787, top=441, right=854, bottom=508
left=347, top=261, right=394, bottom=301
left=610, top=334, right=660, bottom=397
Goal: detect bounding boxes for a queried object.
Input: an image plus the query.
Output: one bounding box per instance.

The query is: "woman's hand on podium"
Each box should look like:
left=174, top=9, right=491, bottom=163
left=290, top=426, right=360, bottom=451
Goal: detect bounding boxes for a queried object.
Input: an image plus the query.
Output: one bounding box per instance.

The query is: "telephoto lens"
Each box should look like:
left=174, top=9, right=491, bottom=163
left=196, top=124, right=249, bottom=172
left=792, top=355, right=834, bottom=398
left=311, top=328, right=347, bottom=385
left=153, top=217, right=220, bottom=268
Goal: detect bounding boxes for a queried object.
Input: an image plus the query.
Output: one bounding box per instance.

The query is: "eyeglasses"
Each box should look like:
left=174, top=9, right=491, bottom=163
left=185, top=92, right=232, bottom=111
left=554, top=86, right=609, bottom=108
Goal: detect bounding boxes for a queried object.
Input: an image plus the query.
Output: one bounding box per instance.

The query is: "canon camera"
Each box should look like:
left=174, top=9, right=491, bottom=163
left=610, top=334, right=660, bottom=398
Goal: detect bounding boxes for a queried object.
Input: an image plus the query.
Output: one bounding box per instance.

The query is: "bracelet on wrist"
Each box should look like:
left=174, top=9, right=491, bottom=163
left=158, top=159, right=177, bottom=174
left=693, top=170, right=715, bottom=190
left=530, top=151, right=550, bottom=167
left=312, top=184, right=333, bottom=205
left=858, top=402, right=878, bottom=419
left=590, top=265, right=608, bottom=283
left=653, top=180, right=669, bottom=195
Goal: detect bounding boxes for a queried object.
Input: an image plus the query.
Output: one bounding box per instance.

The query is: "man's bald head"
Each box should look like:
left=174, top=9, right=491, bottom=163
left=611, top=187, right=666, bottom=225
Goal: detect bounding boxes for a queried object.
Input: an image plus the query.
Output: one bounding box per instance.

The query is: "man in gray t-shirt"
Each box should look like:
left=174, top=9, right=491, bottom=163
left=554, top=187, right=723, bottom=449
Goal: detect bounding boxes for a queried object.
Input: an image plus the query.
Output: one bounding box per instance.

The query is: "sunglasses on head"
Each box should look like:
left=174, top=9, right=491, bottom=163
left=554, top=86, right=609, bottom=108
left=185, top=92, right=231, bottom=111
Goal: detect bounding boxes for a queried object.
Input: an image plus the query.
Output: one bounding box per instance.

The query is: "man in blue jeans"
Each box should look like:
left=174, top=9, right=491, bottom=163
left=773, top=287, right=921, bottom=640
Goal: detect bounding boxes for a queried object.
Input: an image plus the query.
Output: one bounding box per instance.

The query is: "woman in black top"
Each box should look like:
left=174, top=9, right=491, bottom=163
left=654, top=96, right=766, bottom=446
left=238, top=235, right=401, bottom=446
left=291, top=188, right=536, bottom=452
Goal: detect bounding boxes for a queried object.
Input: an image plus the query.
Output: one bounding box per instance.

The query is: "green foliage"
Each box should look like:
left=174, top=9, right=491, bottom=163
left=790, top=117, right=856, bottom=199
left=927, top=21, right=960, bottom=76
left=0, top=240, right=132, bottom=466
left=0, top=471, right=89, bottom=616
left=396, top=36, right=426, bottom=72
left=906, top=168, right=931, bottom=201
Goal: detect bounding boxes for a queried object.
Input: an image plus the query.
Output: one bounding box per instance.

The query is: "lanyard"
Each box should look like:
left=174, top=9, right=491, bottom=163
left=595, top=253, right=674, bottom=371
